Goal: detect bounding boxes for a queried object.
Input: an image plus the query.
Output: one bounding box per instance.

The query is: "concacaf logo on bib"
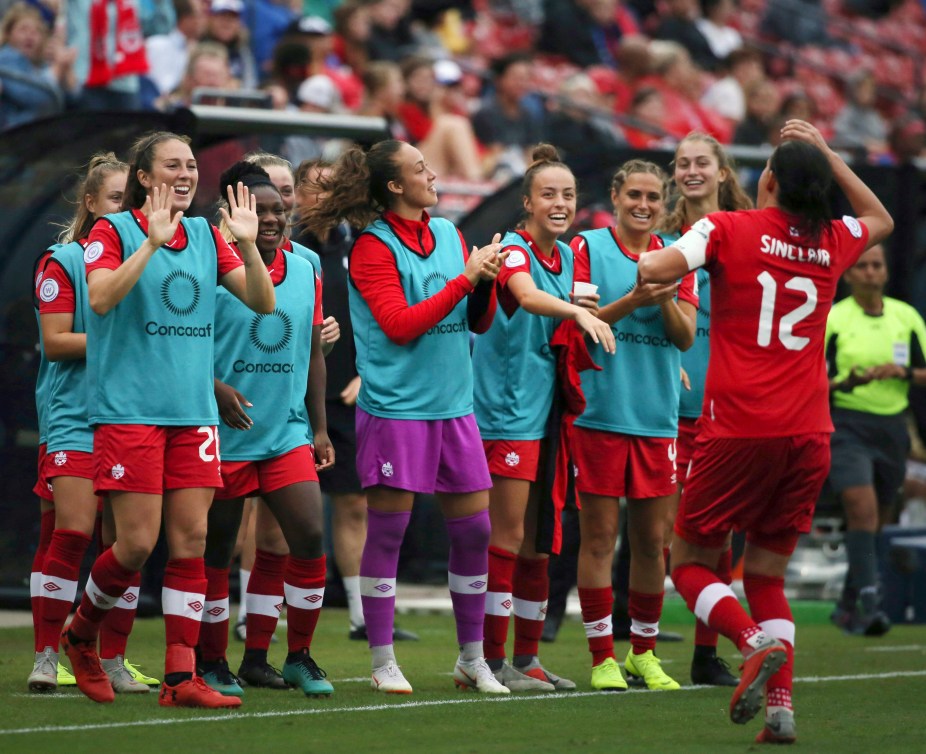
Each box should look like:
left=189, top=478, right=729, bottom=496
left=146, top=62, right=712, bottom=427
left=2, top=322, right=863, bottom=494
left=39, top=279, right=59, bottom=303
left=505, top=249, right=527, bottom=269
left=842, top=215, right=863, bottom=239
left=83, top=241, right=104, bottom=264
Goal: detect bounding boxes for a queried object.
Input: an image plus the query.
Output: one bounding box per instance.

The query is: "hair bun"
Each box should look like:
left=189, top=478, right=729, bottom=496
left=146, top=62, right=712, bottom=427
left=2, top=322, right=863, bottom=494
left=528, top=143, right=561, bottom=169
left=218, top=161, right=273, bottom=198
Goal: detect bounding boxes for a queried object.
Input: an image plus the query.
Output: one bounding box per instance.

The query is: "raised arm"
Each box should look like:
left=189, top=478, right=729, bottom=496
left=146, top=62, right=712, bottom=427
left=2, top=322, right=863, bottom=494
left=218, top=182, right=275, bottom=314
left=780, top=119, right=894, bottom=248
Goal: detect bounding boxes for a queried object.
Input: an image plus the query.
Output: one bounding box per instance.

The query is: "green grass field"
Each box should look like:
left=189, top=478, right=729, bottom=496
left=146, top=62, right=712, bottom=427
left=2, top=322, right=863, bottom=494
left=2, top=600, right=925, bottom=753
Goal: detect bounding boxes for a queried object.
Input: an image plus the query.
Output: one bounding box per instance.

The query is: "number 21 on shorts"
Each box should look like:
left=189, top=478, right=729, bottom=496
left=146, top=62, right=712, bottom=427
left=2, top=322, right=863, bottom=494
left=197, top=426, right=221, bottom=463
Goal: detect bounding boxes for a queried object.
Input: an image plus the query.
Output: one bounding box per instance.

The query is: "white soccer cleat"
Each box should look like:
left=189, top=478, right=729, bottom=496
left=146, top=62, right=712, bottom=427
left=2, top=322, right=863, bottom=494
left=493, top=660, right=555, bottom=692
left=371, top=661, right=413, bottom=694
left=453, top=656, right=511, bottom=694
left=103, top=655, right=152, bottom=694
left=28, top=647, right=58, bottom=693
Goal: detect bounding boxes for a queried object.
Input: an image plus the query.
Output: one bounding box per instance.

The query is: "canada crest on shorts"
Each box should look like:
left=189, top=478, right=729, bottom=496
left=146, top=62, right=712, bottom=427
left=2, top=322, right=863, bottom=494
left=505, top=452, right=520, bottom=467
left=381, top=462, right=394, bottom=477
left=54, top=451, right=67, bottom=466
left=111, top=463, right=125, bottom=480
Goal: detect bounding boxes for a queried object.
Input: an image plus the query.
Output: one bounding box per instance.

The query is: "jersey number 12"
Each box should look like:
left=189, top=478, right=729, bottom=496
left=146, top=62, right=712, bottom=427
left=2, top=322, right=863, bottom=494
left=756, top=272, right=818, bottom=351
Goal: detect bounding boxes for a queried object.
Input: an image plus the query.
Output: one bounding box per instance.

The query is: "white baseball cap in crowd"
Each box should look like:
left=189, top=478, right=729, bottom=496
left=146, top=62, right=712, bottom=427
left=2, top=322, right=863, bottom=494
left=210, top=0, right=243, bottom=14
left=297, top=74, right=340, bottom=111
left=434, top=59, right=463, bottom=86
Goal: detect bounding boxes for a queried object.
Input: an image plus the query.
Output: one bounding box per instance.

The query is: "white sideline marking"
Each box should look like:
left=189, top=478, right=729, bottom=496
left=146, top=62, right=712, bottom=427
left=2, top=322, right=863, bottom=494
left=3, top=670, right=925, bottom=737
left=864, top=645, right=925, bottom=653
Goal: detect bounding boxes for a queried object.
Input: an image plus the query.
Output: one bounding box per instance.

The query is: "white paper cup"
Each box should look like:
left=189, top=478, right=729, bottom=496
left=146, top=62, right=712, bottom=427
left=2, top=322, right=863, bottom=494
left=573, top=282, right=599, bottom=299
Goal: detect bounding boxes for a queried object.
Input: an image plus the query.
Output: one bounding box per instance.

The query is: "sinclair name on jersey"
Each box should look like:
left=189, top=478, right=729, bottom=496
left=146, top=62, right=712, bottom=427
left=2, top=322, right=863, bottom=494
left=759, top=234, right=831, bottom=267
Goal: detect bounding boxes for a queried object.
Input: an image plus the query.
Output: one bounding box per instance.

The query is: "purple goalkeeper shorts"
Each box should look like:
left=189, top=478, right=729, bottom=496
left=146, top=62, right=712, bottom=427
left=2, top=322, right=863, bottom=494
left=355, top=408, right=492, bottom=494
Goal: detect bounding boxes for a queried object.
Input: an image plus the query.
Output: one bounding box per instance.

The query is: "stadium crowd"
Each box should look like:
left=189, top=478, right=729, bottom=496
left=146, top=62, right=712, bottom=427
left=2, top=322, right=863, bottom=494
left=1, top=0, right=926, bottom=174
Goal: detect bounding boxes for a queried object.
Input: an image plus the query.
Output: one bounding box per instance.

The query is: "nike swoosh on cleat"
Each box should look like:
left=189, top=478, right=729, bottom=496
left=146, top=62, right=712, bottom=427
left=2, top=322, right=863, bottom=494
left=458, top=669, right=476, bottom=684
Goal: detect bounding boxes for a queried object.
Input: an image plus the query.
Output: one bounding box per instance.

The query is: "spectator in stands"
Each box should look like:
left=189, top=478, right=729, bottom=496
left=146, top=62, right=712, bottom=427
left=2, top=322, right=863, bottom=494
left=266, top=39, right=310, bottom=108
left=366, top=0, right=418, bottom=61
left=396, top=56, right=484, bottom=180
left=779, top=88, right=817, bottom=124
left=67, top=0, right=150, bottom=110
left=283, top=75, right=348, bottom=164
left=283, top=15, right=362, bottom=110
left=145, top=0, right=207, bottom=99
left=622, top=86, right=673, bottom=148
left=761, top=0, right=837, bottom=47
left=732, top=78, right=781, bottom=145
left=695, top=0, right=742, bottom=62
left=247, top=0, right=298, bottom=78
left=0, top=2, right=72, bottom=128
left=647, top=40, right=731, bottom=142
left=332, top=1, right=371, bottom=74
left=472, top=52, right=544, bottom=178
left=885, top=113, right=926, bottom=165
left=653, top=0, right=718, bottom=71
left=204, top=0, right=258, bottom=90
left=358, top=60, right=407, bottom=139
left=538, top=0, right=640, bottom=69
left=166, top=40, right=234, bottom=108
left=833, top=70, right=888, bottom=158
left=701, top=47, right=765, bottom=124
left=545, top=71, right=627, bottom=170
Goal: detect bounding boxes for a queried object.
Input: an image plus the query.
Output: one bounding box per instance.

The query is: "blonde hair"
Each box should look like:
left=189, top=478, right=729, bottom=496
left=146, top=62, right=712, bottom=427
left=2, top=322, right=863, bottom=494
left=0, top=2, right=47, bottom=59
left=611, top=159, right=669, bottom=201
left=58, top=152, right=128, bottom=244
left=244, top=150, right=294, bottom=177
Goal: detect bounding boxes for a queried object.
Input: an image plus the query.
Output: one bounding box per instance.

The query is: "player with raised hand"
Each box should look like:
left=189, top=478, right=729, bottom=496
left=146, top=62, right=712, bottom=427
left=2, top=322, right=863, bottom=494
left=198, top=161, right=334, bottom=699
left=61, top=131, right=274, bottom=708
left=639, top=120, right=893, bottom=743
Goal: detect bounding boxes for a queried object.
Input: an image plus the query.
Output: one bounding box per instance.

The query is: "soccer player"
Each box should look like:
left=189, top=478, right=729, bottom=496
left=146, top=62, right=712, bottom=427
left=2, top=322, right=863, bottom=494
left=61, top=131, right=275, bottom=708
left=473, top=143, right=614, bottom=692
left=827, top=243, right=926, bottom=636
left=198, top=161, right=335, bottom=698
left=293, top=159, right=419, bottom=643
left=659, top=132, right=753, bottom=687
left=638, top=119, right=893, bottom=743
left=302, top=139, right=508, bottom=695
left=570, top=160, right=696, bottom=692
left=30, top=154, right=156, bottom=694
left=230, top=151, right=340, bottom=649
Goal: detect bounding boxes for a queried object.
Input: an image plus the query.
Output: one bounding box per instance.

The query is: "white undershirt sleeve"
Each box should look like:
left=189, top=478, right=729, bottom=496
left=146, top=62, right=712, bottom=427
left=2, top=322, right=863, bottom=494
left=673, top=217, right=715, bottom=271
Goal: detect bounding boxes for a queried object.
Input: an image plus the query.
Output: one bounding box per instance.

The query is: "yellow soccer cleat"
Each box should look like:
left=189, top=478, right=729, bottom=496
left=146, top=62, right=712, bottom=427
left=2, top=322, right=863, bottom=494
left=624, top=649, right=680, bottom=690
left=124, top=659, right=160, bottom=686
left=57, top=661, right=77, bottom=686
left=591, top=656, right=628, bottom=692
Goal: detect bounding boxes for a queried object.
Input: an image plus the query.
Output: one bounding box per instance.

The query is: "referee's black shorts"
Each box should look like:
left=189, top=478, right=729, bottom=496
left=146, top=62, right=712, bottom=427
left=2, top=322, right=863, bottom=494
left=828, top=407, right=909, bottom=507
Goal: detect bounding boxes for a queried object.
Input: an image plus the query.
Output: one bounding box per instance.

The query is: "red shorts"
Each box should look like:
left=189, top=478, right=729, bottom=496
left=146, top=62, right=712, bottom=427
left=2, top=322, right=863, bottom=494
left=483, top=439, right=542, bottom=481
left=44, top=449, right=95, bottom=481
left=33, top=444, right=54, bottom=502
left=675, top=433, right=831, bottom=554
left=676, top=418, right=700, bottom=485
left=217, top=445, right=317, bottom=499
left=93, top=424, right=223, bottom=495
left=572, top=426, right=677, bottom=499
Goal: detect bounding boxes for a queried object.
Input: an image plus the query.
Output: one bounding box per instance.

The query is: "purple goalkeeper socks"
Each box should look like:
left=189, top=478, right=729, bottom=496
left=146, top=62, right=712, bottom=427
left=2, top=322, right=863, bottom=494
left=360, top=508, right=411, bottom=648
left=446, top=509, right=491, bottom=647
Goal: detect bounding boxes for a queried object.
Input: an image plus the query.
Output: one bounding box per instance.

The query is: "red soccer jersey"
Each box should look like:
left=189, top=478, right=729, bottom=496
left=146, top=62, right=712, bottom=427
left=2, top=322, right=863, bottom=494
left=696, top=206, right=869, bottom=438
